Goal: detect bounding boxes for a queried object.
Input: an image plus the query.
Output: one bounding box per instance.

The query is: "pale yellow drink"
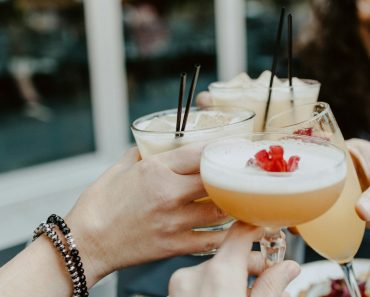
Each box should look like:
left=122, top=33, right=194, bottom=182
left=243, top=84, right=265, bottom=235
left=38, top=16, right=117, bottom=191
left=201, top=138, right=347, bottom=228
left=204, top=181, right=344, bottom=228
left=297, top=162, right=363, bottom=264
left=131, top=106, right=256, bottom=231
left=267, top=102, right=366, bottom=264
left=208, top=71, right=320, bottom=132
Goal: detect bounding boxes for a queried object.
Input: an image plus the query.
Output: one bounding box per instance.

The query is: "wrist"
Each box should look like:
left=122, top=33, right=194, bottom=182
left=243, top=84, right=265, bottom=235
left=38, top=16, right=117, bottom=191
left=65, top=209, right=109, bottom=287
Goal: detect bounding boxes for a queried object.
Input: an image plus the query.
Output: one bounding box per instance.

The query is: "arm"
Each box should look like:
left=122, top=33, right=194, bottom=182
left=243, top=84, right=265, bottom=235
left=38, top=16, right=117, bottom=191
left=0, top=144, right=227, bottom=297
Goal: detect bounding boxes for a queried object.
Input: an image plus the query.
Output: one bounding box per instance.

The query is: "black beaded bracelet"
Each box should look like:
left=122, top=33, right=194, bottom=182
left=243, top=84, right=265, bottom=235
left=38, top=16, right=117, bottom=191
left=47, top=214, right=89, bottom=297
left=33, top=223, right=83, bottom=297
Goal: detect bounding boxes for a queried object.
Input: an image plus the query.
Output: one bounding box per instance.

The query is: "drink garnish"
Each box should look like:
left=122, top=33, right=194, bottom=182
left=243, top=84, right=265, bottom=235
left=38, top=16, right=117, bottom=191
left=322, top=279, right=367, bottom=297
left=247, top=145, right=300, bottom=173
left=293, top=127, right=313, bottom=136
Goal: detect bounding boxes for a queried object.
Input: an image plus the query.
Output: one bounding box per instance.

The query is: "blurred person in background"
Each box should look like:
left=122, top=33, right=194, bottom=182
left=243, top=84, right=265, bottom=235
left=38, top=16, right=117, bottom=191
left=297, top=0, right=370, bottom=140
left=6, top=0, right=83, bottom=122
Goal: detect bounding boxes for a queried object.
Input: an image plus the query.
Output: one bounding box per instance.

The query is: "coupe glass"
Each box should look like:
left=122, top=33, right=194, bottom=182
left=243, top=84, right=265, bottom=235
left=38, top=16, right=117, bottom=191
left=267, top=102, right=366, bottom=297
left=131, top=106, right=255, bottom=255
left=201, top=132, right=347, bottom=266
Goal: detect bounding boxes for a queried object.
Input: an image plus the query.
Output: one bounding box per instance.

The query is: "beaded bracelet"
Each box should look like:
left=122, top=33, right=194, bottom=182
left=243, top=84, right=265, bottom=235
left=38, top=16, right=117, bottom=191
left=33, top=216, right=88, bottom=297
left=33, top=223, right=83, bottom=296
left=47, top=214, right=88, bottom=297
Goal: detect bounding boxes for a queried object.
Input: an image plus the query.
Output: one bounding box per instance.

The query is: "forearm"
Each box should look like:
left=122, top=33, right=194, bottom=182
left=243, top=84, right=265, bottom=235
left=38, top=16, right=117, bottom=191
left=0, top=215, right=103, bottom=297
left=0, top=236, right=73, bottom=297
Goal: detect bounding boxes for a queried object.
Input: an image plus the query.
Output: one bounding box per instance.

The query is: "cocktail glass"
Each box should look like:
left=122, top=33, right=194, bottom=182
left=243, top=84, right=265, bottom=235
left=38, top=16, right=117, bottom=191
left=208, top=74, right=320, bottom=132
left=131, top=106, right=255, bottom=239
left=267, top=102, right=366, bottom=297
left=201, top=132, right=346, bottom=266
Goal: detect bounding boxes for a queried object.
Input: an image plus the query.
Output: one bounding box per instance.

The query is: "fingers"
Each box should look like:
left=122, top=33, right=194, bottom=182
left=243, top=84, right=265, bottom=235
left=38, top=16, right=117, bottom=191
left=251, top=260, right=300, bottom=297
left=180, top=229, right=228, bottom=255
left=247, top=252, right=265, bottom=275
left=196, top=91, right=213, bottom=107
left=172, top=174, right=207, bottom=203
left=118, top=147, right=141, bottom=170
left=356, top=188, right=370, bottom=221
left=154, top=142, right=206, bottom=175
left=180, top=200, right=229, bottom=229
left=215, top=222, right=263, bottom=270
left=347, top=138, right=370, bottom=191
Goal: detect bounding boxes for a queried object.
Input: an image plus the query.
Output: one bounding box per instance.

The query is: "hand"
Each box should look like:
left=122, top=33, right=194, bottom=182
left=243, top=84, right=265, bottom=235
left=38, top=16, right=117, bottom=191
left=347, top=138, right=370, bottom=191
left=356, top=188, right=370, bottom=222
left=65, top=143, right=228, bottom=286
left=169, top=222, right=300, bottom=297
left=196, top=91, right=212, bottom=107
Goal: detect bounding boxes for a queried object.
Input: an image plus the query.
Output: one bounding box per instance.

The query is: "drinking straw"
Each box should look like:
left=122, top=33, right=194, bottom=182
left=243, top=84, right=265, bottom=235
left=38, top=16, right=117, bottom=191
left=263, top=7, right=285, bottom=131
left=288, top=14, right=294, bottom=103
left=181, top=64, right=201, bottom=132
left=176, top=72, right=187, bottom=137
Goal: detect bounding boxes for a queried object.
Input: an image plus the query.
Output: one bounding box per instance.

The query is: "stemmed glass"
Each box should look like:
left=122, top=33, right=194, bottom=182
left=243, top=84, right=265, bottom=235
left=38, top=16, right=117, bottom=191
left=200, top=132, right=347, bottom=266
left=267, top=102, right=366, bottom=297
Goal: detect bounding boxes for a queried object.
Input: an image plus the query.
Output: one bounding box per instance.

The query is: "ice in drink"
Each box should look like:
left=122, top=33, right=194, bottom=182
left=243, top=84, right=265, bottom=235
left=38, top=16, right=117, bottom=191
left=132, top=106, right=255, bottom=158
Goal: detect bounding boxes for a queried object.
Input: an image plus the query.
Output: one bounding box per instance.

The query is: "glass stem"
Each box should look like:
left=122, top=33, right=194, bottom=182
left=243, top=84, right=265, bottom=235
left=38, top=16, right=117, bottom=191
left=260, top=227, right=286, bottom=267
left=340, top=262, right=362, bottom=297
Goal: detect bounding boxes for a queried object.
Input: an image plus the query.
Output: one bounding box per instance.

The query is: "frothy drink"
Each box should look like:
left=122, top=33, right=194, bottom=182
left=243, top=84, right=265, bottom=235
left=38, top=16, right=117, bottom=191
left=132, top=107, right=255, bottom=158
left=131, top=106, right=255, bottom=234
left=209, top=71, right=320, bottom=132
left=201, top=138, right=346, bottom=228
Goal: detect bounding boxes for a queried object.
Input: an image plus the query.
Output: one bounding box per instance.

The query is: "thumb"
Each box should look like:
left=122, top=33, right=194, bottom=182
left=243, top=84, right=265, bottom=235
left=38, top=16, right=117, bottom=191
left=251, top=260, right=300, bottom=297
left=196, top=91, right=212, bottom=107
left=356, top=187, right=370, bottom=221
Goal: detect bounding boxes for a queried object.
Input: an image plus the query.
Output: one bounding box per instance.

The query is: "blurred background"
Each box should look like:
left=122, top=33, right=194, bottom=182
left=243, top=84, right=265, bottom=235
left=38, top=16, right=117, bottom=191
left=0, top=0, right=369, bottom=296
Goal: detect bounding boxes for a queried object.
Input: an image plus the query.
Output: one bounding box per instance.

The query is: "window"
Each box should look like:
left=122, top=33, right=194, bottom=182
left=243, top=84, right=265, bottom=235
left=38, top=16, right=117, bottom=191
left=0, top=0, right=94, bottom=173
left=122, top=0, right=218, bottom=139
left=245, top=0, right=309, bottom=77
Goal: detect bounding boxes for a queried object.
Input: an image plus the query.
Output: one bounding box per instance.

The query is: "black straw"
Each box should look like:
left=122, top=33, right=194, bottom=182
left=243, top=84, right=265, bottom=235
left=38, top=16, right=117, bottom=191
left=263, top=7, right=285, bottom=130
left=181, top=64, right=201, bottom=132
left=176, top=72, right=187, bottom=137
left=288, top=14, right=293, bottom=89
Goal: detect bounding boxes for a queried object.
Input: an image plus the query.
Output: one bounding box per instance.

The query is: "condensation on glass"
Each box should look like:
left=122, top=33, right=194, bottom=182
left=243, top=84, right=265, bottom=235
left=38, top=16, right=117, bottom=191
left=0, top=0, right=94, bottom=173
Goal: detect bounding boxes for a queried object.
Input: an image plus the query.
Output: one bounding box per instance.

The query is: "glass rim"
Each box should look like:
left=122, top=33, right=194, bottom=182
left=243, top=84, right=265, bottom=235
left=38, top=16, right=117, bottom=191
left=202, top=131, right=346, bottom=178
left=266, top=101, right=331, bottom=131
left=208, top=78, right=321, bottom=92
left=131, top=106, right=256, bottom=135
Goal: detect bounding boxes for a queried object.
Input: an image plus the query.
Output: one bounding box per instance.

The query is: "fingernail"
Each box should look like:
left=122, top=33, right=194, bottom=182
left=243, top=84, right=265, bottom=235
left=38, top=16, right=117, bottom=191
left=283, top=261, right=301, bottom=280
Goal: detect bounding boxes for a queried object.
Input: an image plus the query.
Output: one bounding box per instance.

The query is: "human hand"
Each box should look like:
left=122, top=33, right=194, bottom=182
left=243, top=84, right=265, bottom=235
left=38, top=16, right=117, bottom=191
left=65, top=144, right=228, bottom=287
left=356, top=188, right=370, bottom=221
left=347, top=138, right=370, bottom=191
left=169, top=222, right=300, bottom=297
left=196, top=91, right=212, bottom=107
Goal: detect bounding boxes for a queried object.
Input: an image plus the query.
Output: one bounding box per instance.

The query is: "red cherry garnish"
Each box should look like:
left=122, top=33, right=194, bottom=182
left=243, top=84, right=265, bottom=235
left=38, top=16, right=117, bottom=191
left=321, top=279, right=367, bottom=297
left=247, top=145, right=300, bottom=173
left=293, top=127, right=313, bottom=136
left=287, top=156, right=300, bottom=172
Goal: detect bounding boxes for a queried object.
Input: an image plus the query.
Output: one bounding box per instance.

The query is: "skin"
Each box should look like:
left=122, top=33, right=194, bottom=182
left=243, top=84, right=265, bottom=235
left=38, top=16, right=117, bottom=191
left=0, top=143, right=228, bottom=297
left=169, top=222, right=301, bottom=297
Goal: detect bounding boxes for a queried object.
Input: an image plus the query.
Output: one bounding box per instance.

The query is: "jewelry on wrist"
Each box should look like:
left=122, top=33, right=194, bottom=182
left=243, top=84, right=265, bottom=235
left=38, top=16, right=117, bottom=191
left=47, top=214, right=88, bottom=296
left=33, top=214, right=88, bottom=297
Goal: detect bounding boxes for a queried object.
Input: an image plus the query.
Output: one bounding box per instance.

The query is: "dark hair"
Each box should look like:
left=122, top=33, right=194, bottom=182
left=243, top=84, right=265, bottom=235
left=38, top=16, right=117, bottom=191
left=298, top=0, right=370, bottom=139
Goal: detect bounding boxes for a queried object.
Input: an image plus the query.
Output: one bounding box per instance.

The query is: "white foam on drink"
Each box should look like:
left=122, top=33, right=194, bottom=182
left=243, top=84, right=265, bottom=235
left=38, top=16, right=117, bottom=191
left=136, top=110, right=251, bottom=132
left=255, top=70, right=283, bottom=87
left=201, top=138, right=346, bottom=194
